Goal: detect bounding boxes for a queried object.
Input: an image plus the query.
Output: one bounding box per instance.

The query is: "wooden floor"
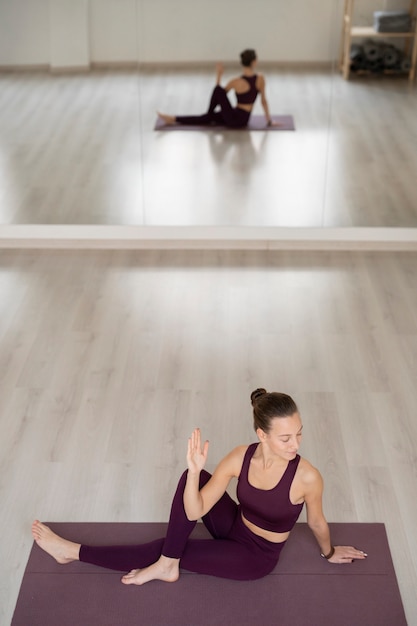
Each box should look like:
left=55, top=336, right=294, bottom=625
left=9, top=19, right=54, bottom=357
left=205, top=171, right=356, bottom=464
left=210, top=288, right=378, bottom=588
left=0, top=67, right=416, bottom=228
left=0, top=248, right=416, bottom=624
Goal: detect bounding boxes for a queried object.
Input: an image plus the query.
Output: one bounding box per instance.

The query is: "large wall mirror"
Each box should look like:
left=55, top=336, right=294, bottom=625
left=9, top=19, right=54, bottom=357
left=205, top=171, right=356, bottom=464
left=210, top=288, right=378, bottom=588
left=0, top=0, right=416, bottom=229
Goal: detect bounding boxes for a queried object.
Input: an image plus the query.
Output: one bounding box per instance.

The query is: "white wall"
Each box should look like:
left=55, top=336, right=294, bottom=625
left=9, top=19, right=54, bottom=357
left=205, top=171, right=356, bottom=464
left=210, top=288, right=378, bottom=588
left=0, top=0, right=412, bottom=68
left=49, top=0, right=90, bottom=70
left=139, top=0, right=341, bottom=63
left=0, top=0, right=49, bottom=66
left=89, top=0, right=138, bottom=63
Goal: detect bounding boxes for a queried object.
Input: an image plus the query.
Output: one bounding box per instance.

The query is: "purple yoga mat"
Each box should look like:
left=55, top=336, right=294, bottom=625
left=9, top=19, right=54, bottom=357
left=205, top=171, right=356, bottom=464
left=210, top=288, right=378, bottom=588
left=12, top=522, right=406, bottom=626
left=154, top=114, right=295, bottom=131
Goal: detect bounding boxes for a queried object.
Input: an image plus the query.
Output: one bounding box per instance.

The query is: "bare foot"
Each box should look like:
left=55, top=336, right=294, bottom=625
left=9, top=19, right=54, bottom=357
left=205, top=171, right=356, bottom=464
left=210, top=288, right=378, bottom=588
left=121, top=556, right=179, bottom=586
left=157, top=112, right=176, bottom=125
left=31, top=520, right=80, bottom=564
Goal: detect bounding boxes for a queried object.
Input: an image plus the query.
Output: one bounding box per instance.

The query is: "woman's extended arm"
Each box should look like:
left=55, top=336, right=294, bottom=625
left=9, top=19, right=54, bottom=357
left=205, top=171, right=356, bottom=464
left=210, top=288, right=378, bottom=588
left=183, top=428, right=242, bottom=521
left=257, top=75, right=273, bottom=126
left=303, top=465, right=368, bottom=563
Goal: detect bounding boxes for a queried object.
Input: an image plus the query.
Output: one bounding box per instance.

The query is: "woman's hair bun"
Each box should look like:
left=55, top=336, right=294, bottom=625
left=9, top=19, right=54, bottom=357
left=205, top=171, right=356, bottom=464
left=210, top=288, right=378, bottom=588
left=240, top=48, right=257, bottom=67
left=250, top=388, right=267, bottom=406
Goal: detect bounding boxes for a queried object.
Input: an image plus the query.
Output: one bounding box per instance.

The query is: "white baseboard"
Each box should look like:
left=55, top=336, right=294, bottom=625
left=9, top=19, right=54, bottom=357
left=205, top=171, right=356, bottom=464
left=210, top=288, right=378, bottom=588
left=0, top=225, right=416, bottom=250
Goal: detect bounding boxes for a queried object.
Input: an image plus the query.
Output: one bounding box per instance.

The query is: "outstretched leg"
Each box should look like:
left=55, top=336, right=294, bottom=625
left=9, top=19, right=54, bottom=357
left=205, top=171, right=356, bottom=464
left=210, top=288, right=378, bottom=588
left=31, top=520, right=179, bottom=586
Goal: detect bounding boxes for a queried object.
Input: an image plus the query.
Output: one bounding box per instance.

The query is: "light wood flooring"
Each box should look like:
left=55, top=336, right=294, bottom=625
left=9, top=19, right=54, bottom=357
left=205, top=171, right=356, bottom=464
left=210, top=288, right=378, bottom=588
left=0, top=67, right=416, bottom=228
left=0, top=248, right=416, bottom=624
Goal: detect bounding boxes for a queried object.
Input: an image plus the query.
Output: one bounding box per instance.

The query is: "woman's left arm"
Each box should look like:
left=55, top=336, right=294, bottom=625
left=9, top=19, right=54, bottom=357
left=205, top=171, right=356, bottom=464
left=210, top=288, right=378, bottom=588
left=304, top=466, right=367, bottom=564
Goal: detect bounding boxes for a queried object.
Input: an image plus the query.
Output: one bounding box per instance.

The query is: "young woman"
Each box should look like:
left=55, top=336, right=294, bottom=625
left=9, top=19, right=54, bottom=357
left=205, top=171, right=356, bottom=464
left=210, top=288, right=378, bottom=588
left=157, top=49, right=276, bottom=128
left=32, top=388, right=367, bottom=585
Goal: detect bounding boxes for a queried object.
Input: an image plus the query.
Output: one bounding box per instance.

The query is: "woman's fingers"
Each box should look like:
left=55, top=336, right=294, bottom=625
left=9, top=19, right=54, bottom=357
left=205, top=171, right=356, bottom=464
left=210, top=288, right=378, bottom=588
left=187, top=428, right=201, bottom=457
left=189, top=428, right=202, bottom=451
left=195, top=428, right=201, bottom=450
left=345, top=546, right=367, bottom=559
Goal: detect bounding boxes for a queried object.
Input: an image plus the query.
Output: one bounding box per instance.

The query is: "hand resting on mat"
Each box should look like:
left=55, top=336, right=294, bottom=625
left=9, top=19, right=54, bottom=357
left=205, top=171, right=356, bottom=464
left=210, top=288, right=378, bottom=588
left=267, top=119, right=284, bottom=127
left=158, top=48, right=275, bottom=129
left=32, top=387, right=367, bottom=588
left=328, top=545, right=368, bottom=563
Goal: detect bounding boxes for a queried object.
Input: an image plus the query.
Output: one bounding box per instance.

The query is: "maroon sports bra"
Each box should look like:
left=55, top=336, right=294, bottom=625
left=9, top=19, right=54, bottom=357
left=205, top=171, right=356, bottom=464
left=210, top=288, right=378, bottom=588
left=237, top=443, right=304, bottom=533
left=236, top=75, right=259, bottom=105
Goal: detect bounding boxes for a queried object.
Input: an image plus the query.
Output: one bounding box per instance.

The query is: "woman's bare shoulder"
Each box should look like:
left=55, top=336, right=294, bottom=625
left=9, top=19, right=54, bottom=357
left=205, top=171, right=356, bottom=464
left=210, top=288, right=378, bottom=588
left=229, top=444, right=251, bottom=461
left=297, top=457, right=323, bottom=485
left=220, top=445, right=251, bottom=476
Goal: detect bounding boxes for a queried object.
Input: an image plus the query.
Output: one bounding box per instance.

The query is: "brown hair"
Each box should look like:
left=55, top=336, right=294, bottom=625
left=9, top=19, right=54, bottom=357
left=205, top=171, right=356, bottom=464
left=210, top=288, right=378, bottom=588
left=251, top=388, right=298, bottom=433
left=240, top=49, right=257, bottom=67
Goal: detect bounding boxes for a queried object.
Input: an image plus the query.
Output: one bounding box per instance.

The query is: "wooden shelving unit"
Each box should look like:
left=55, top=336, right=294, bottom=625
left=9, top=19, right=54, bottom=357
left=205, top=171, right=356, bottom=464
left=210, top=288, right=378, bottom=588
left=340, top=0, right=417, bottom=80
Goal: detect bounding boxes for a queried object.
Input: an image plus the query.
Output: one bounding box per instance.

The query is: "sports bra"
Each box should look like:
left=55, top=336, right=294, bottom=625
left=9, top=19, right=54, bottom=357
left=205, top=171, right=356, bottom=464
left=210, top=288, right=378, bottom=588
left=237, top=443, right=304, bottom=533
left=236, top=75, right=259, bottom=105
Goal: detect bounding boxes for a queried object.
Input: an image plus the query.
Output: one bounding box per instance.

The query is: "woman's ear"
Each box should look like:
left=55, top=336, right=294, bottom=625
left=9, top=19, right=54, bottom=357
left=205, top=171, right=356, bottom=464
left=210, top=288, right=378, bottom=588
left=256, top=428, right=268, bottom=442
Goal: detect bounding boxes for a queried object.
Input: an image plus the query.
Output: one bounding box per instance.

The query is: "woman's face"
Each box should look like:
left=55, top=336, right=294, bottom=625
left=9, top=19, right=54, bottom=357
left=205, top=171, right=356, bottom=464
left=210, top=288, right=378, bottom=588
left=258, top=413, right=303, bottom=460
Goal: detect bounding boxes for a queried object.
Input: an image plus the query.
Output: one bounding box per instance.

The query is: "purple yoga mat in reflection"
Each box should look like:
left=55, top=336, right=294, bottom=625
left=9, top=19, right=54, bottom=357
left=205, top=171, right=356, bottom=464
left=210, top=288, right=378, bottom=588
left=154, top=114, right=295, bottom=131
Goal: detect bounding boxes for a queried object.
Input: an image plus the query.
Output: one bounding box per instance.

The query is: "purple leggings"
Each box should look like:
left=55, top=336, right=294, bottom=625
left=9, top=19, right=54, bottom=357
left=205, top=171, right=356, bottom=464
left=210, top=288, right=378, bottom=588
left=79, top=470, right=286, bottom=580
left=176, top=85, right=251, bottom=128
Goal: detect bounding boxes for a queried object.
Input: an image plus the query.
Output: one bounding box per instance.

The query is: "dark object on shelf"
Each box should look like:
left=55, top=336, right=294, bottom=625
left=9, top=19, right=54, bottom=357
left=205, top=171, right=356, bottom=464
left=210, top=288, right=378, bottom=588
left=374, top=10, right=412, bottom=33
left=350, top=40, right=410, bottom=73
left=349, top=43, right=365, bottom=64
left=363, top=40, right=381, bottom=61
left=382, top=45, right=401, bottom=67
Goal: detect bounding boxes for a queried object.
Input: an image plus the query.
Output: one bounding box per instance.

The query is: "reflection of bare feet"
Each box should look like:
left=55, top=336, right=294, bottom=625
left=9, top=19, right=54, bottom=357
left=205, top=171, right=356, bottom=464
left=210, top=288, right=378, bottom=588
left=31, top=520, right=80, bottom=564
left=121, top=556, right=180, bottom=586
left=157, top=112, right=176, bottom=125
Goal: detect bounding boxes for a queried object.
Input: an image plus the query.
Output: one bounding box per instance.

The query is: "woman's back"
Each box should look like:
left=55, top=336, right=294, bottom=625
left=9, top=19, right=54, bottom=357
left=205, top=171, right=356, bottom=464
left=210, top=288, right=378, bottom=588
left=235, top=75, right=259, bottom=104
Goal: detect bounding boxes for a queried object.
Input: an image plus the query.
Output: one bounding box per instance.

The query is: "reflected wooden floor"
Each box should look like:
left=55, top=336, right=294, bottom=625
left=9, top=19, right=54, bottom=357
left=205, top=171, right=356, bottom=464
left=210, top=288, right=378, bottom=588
left=0, top=249, right=416, bottom=624
left=0, top=68, right=416, bottom=227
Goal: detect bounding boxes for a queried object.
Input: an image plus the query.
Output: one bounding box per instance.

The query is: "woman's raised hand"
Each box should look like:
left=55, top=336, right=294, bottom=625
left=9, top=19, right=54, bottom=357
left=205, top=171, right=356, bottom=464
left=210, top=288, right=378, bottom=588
left=187, top=428, right=209, bottom=474
left=215, top=63, right=224, bottom=85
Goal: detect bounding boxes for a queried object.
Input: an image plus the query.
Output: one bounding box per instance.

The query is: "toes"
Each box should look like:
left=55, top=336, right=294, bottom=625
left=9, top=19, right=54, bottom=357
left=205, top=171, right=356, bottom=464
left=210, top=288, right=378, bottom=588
left=121, top=569, right=141, bottom=585
left=121, top=576, right=135, bottom=585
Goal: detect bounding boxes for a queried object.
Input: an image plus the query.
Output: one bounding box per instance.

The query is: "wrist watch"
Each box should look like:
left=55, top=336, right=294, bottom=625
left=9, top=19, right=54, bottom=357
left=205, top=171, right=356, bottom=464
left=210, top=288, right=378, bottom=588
left=320, top=546, right=335, bottom=559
